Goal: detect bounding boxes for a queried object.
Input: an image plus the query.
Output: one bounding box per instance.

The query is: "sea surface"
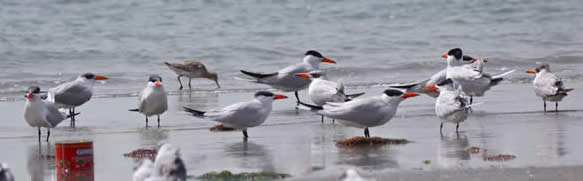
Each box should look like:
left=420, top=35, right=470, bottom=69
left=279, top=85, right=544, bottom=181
left=1, top=0, right=583, bottom=180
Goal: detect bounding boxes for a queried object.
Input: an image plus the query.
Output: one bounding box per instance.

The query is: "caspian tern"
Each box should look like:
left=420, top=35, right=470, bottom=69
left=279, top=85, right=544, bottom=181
left=295, top=71, right=365, bottom=123
left=443, top=48, right=515, bottom=104
left=527, top=63, right=574, bottom=112
left=133, top=143, right=186, bottom=181
left=24, top=86, right=72, bottom=142
left=47, top=73, right=108, bottom=127
left=0, top=163, right=14, bottom=181
left=129, top=75, right=168, bottom=128
left=425, top=79, right=478, bottom=133
left=238, top=50, right=336, bottom=104
left=164, top=61, right=220, bottom=89
left=299, top=89, right=418, bottom=138
left=183, top=91, right=288, bottom=138
left=389, top=55, right=481, bottom=98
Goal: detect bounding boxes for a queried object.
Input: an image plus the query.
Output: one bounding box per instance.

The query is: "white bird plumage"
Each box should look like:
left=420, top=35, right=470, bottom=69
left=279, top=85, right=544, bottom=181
left=133, top=144, right=186, bottom=181
left=24, top=86, right=68, bottom=142
left=130, top=75, right=168, bottom=128
left=527, top=62, right=574, bottom=112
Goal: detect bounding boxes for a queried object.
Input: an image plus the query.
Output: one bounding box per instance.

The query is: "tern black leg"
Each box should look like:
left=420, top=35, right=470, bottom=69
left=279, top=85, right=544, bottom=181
left=333, top=119, right=335, bottom=124
left=295, top=91, right=300, bottom=106
left=543, top=100, right=547, bottom=112
left=440, top=122, right=443, bottom=133
left=456, top=123, right=460, bottom=133
left=177, top=75, right=183, bottom=90
left=470, top=96, right=473, bottom=104
left=556, top=102, right=558, bottom=112
left=38, top=127, right=41, bottom=143
left=242, top=129, right=249, bottom=138
left=364, top=128, right=370, bottom=138
left=46, top=128, right=50, bottom=142
left=145, top=117, right=149, bottom=128
left=157, top=115, right=160, bottom=128
left=321, top=115, right=324, bottom=123
left=188, top=78, right=192, bottom=89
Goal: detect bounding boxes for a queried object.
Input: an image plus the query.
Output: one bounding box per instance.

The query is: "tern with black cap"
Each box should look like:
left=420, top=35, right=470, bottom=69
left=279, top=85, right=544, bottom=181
left=527, top=62, right=574, bottom=112
left=129, top=75, right=168, bottom=128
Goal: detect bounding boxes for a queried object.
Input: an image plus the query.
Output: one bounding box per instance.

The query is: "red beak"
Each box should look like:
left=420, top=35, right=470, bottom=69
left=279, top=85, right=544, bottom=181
left=27, top=93, right=35, bottom=99
left=424, top=85, right=438, bottom=92
left=321, top=57, right=336, bottom=64
left=401, top=92, right=419, bottom=99
left=273, top=94, right=288, bottom=100
left=442, top=54, right=448, bottom=59
left=95, top=75, right=108, bottom=80
left=295, top=73, right=312, bottom=79
left=155, top=81, right=162, bottom=87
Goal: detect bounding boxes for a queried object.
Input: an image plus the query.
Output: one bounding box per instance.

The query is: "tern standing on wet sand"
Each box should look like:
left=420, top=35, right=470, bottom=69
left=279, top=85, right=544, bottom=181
left=129, top=75, right=168, bottom=128
left=164, top=61, right=220, bottom=89
left=527, top=63, right=574, bottom=112
left=47, top=73, right=108, bottom=127
left=426, top=79, right=476, bottom=133
left=24, top=86, right=70, bottom=142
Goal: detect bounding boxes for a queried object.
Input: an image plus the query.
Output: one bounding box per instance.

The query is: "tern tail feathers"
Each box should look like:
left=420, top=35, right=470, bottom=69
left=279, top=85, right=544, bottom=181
left=345, top=92, right=365, bottom=101
left=183, top=107, right=206, bottom=118
left=558, top=88, right=574, bottom=94
left=491, top=69, right=516, bottom=79
left=128, top=109, right=139, bottom=112
left=66, top=112, right=80, bottom=118
left=388, top=79, right=429, bottom=89
left=240, top=70, right=278, bottom=79
left=454, top=102, right=483, bottom=112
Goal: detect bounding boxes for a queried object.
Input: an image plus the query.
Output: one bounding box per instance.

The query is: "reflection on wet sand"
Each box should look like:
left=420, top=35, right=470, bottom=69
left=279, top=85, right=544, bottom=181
left=335, top=145, right=398, bottom=170
left=437, top=134, right=470, bottom=168
left=224, top=141, right=275, bottom=171
left=138, top=128, right=169, bottom=147
left=27, top=143, right=54, bottom=181
left=177, top=91, right=219, bottom=108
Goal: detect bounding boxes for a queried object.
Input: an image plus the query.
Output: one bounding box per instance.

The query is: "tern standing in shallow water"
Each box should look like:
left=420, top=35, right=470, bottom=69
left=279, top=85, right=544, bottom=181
left=527, top=63, right=574, bottom=112
left=164, top=61, right=220, bottom=89
left=295, top=71, right=364, bottom=123
left=183, top=91, right=287, bottom=139
left=24, top=86, right=70, bottom=142
left=426, top=79, right=476, bottom=133
left=47, top=73, right=108, bottom=127
left=129, top=75, right=168, bottom=128
left=299, top=89, right=418, bottom=138
left=238, top=50, right=336, bottom=105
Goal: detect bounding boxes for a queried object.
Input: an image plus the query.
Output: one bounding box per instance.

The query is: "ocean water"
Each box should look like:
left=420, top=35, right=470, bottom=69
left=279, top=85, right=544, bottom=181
left=1, top=0, right=582, bottom=100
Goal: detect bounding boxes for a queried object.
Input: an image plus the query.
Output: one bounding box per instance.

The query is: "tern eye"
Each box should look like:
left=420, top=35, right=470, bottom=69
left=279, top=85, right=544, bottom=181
left=535, top=68, right=540, bottom=72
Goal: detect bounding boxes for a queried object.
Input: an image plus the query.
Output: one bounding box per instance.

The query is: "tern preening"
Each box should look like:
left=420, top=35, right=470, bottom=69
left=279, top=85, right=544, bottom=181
left=164, top=61, right=220, bottom=89
left=47, top=73, right=108, bottom=127
left=238, top=50, right=336, bottom=105
left=527, top=63, right=574, bottom=112
left=442, top=48, right=515, bottom=104
left=295, top=71, right=364, bottom=123
left=24, top=86, right=72, bottom=142
left=299, top=89, right=419, bottom=138
left=426, top=79, right=477, bottom=133
left=133, top=143, right=186, bottom=181
left=129, top=75, right=168, bottom=128
left=389, top=55, right=481, bottom=98
left=183, top=91, right=287, bottom=138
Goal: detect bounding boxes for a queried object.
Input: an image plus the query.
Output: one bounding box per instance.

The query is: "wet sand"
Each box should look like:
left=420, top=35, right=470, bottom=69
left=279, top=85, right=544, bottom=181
left=0, top=82, right=581, bottom=180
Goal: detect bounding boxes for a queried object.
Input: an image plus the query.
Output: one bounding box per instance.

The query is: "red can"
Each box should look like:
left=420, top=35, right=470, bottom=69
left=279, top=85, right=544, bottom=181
left=55, top=141, right=94, bottom=181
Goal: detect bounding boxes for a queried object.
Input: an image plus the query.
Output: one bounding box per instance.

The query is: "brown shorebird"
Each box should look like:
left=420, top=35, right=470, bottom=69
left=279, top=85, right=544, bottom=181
left=164, top=61, right=220, bottom=89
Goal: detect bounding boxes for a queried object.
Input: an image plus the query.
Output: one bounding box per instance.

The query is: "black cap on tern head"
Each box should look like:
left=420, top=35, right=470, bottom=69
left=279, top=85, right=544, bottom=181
left=305, top=50, right=323, bottom=58
left=27, top=86, right=41, bottom=94
left=437, top=78, right=454, bottom=86
left=447, top=48, right=463, bottom=60
left=535, top=62, right=550, bottom=72
left=383, top=89, right=404, bottom=97
left=149, top=75, right=163, bottom=82
left=81, top=73, right=96, bottom=79
left=254, top=91, right=275, bottom=98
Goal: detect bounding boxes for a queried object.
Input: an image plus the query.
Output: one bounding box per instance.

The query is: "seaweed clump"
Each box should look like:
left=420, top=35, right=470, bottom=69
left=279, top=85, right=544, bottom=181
left=199, top=170, right=290, bottom=181
left=210, top=124, right=237, bottom=131
left=484, top=154, right=516, bottom=161
left=336, top=136, right=409, bottom=147
left=123, top=149, right=157, bottom=160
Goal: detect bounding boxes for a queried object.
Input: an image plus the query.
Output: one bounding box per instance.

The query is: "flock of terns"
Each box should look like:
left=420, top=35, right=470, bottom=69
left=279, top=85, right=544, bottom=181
left=10, top=48, right=575, bottom=180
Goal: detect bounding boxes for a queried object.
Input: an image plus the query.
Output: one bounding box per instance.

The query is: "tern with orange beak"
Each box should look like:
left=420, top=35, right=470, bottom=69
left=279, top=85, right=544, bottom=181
left=442, top=48, right=515, bottom=104
left=527, top=63, right=574, bottom=112
left=183, top=91, right=287, bottom=139
left=298, top=89, right=419, bottom=138
left=238, top=50, right=336, bottom=105
left=24, top=86, right=70, bottom=142
left=129, top=75, right=168, bottom=128
left=295, top=71, right=364, bottom=123
left=426, top=79, right=478, bottom=133
left=47, top=73, right=108, bottom=127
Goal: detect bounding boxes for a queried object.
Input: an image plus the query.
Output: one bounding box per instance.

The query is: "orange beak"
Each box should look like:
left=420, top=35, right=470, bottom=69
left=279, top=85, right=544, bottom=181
left=424, top=85, right=438, bottom=92
left=401, top=92, right=419, bottom=99
left=321, top=57, right=336, bottom=64
left=155, top=81, right=162, bottom=87
left=295, top=73, right=312, bottom=79
left=27, top=93, right=35, bottom=99
left=442, top=54, right=448, bottom=59
left=526, top=69, right=536, bottom=74
left=95, top=75, right=108, bottom=80
left=273, top=94, right=288, bottom=100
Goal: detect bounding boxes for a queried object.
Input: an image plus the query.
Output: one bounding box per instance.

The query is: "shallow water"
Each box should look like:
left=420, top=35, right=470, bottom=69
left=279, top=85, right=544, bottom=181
left=1, top=0, right=583, bottom=180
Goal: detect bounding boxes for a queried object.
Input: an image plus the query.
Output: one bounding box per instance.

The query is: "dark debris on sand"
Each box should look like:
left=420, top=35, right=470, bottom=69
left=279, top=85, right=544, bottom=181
left=210, top=124, right=237, bottom=132
left=468, top=146, right=487, bottom=154
left=123, top=149, right=157, bottom=160
left=484, top=154, right=517, bottom=161
left=199, top=170, right=291, bottom=181
left=336, top=136, right=410, bottom=147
